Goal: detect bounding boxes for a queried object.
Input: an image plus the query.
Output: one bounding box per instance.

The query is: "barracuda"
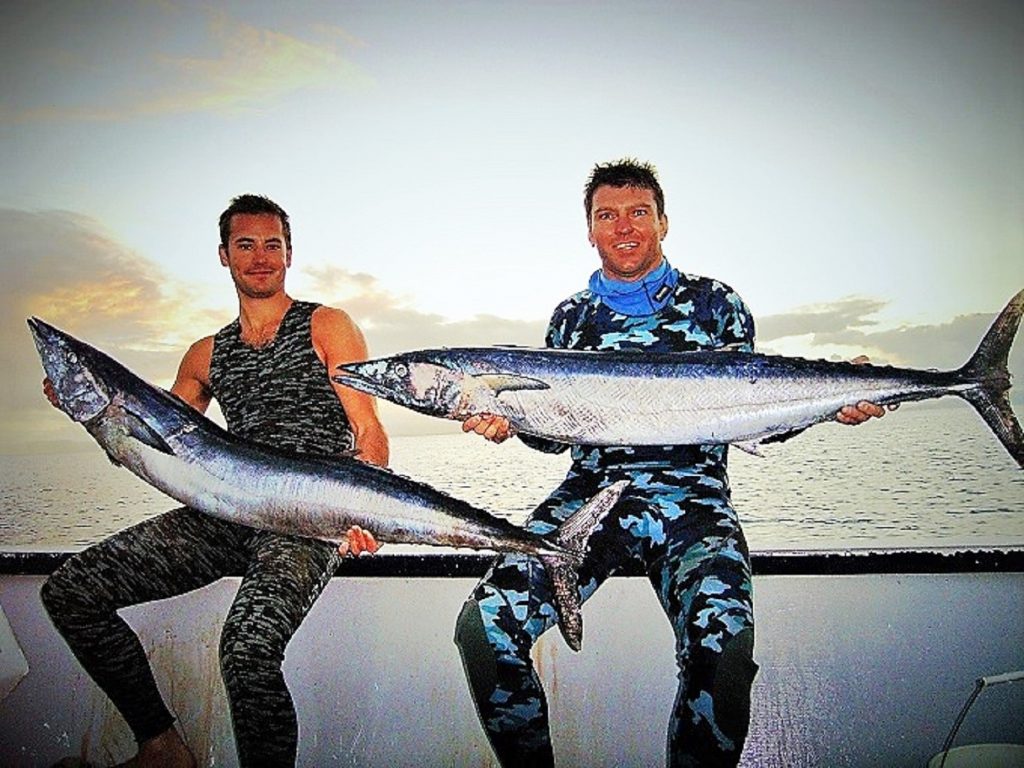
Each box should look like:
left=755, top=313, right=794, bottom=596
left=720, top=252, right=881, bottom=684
left=28, top=317, right=627, bottom=651
left=336, top=289, right=1024, bottom=468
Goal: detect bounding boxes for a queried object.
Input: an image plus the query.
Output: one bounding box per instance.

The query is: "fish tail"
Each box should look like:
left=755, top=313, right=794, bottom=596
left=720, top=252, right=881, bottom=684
left=541, top=479, right=629, bottom=652
left=958, top=289, right=1024, bottom=468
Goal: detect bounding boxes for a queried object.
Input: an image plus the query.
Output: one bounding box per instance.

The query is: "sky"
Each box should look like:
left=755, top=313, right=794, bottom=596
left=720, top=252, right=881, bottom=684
left=2, top=0, right=1022, bottom=451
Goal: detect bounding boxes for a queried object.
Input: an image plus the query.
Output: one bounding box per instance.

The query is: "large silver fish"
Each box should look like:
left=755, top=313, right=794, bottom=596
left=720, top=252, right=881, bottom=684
left=28, top=317, right=627, bottom=651
left=336, top=290, right=1024, bottom=468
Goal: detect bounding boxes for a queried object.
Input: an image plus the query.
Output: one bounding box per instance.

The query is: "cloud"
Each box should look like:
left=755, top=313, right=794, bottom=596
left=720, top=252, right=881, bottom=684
left=300, top=264, right=546, bottom=355
left=758, top=297, right=886, bottom=343
left=757, top=295, right=1024, bottom=384
left=0, top=214, right=547, bottom=451
left=815, top=312, right=1015, bottom=372
left=0, top=208, right=227, bottom=452
left=301, top=264, right=549, bottom=437
left=140, top=13, right=372, bottom=116
left=1, top=9, right=371, bottom=123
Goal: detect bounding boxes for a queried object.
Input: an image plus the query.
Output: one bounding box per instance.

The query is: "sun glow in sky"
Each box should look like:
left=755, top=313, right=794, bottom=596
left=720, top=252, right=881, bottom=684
left=2, top=0, right=1022, bottom=448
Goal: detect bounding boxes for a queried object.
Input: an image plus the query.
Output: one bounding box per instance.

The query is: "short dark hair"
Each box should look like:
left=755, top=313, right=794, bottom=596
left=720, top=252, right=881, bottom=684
left=584, top=158, right=665, bottom=222
left=218, top=194, right=292, bottom=250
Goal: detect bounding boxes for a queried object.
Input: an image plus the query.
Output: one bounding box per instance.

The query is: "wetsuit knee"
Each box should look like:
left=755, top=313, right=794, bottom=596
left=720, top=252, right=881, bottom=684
left=40, top=567, right=90, bottom=627
left=712, top=627, right=758, bottom=742
left=454, top=598, right=499, bottom=706
left=219, top=619, right=285, bottom=685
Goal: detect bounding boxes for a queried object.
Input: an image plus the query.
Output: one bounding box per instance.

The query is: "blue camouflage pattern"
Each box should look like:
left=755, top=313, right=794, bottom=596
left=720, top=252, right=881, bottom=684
left=458, top=272, right=759, bottom=767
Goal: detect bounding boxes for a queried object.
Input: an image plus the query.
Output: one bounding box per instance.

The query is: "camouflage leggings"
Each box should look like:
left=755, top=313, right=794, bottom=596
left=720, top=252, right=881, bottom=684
left=455, top=465, right=758, bottom=768
left=40, top=507, right=340, bottom=768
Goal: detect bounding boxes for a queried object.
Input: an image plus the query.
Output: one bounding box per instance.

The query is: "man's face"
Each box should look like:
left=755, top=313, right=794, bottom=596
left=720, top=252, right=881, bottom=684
left=588, top=185, right=668, bottom=282
left=219, top=213, right=291, bottom=299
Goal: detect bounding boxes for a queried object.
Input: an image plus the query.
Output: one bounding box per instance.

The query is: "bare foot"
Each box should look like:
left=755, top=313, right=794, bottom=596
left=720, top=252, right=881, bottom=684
left=116, top=727, right=196, bottom=768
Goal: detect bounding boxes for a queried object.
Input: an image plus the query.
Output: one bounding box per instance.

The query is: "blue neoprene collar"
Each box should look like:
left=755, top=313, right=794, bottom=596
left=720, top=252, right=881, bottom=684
left=588, top=258, right=679, bottom=316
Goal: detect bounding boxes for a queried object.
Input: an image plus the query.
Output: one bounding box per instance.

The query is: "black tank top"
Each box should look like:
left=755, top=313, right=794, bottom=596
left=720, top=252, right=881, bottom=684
left=209, top=300, right=354, bottom=455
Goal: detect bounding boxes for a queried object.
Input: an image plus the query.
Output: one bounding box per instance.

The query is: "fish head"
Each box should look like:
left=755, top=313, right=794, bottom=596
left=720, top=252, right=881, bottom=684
left=335, top=355, right=466, bottom=418
left=27, top=317, right=112, bottom=423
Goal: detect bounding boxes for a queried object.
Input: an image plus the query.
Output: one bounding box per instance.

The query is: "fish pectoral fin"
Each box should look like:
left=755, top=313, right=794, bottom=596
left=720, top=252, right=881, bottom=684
left=733, top=441, right=765, bottom=457
left=761, top=427, right=806, bottom=445
left=473, top=373, right=550, bottom=394
left=122, top=410, right=175, bottom=455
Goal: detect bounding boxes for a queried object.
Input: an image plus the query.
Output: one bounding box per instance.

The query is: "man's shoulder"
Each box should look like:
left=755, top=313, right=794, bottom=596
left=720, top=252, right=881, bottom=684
left=185, top=334, right=216, bottom=358
left=677, top=271, right=749, bottom=310
left=178, top=334, right=215, bottom=383
left=551, top=287, right=596, bottom=316
left=309, top=304, right=369, bottom=360
left=678, top=271, right=741, bottom=297
left=310, top=303, right=357, bottom=331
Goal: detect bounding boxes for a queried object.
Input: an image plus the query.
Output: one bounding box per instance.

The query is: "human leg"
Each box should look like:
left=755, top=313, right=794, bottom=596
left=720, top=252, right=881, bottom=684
left=454, top=471, right=636, bottom=767
left=41, top=508, right=250, bottom=745
left=218, top=531, right=340, bottom=768
left=649, top=493, right=757, bottom=768
left=455, top=556, right=558, bottom=767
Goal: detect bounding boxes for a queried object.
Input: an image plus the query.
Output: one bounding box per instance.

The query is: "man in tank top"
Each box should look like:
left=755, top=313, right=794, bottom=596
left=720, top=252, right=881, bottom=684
left=41, top=194, right=389, bottom=767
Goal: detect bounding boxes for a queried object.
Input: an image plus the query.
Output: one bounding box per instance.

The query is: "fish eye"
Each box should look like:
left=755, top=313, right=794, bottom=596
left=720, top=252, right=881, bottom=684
left=393, top=363, right=408, bottom=378
left=66, top=351, right=78, bottom=365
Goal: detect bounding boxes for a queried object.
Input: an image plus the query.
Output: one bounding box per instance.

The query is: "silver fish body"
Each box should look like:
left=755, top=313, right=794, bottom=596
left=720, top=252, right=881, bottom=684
left=337, top=290, right=1024, bottom=467
left=28, top=318, right=626, bottom=650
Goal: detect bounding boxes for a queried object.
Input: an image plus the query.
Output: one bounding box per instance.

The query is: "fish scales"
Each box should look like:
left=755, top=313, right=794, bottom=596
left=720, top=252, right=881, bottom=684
left=440, top=356, right=957, bottom=444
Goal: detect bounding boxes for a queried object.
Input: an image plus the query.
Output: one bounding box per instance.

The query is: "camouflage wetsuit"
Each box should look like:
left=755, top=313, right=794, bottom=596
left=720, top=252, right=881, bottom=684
left=42, top=301, right=352, bottom=767
left=455, top=273, right=760, bottom=768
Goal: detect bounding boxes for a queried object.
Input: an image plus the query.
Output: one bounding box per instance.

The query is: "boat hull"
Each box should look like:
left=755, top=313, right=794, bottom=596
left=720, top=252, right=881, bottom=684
left=1, top=552, right=1022, bottom=767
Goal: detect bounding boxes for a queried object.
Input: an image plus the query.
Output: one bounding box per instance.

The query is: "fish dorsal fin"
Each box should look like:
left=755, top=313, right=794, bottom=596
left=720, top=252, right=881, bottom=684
left=122, top=409, right=174, bottom=455
left=473, top=373, right=549, bottom=394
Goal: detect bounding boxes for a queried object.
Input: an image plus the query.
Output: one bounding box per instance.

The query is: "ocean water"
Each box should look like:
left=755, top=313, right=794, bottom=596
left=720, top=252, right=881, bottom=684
left=1, top=401, right=1021, bottom=552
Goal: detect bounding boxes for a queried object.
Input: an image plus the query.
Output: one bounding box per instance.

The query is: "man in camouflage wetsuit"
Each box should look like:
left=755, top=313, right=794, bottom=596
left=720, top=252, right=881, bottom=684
left=455, top=159, right=883, bottom=767
left=41, top=195, right=389, bottom=767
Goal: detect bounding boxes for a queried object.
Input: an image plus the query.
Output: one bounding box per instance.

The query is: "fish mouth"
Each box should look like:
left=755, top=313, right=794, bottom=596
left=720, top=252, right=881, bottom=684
left=26, top=316, right=45, bottom=338
left=332, top=366, right=396, bottom=400
left=26, top=316, right=57, bottom=355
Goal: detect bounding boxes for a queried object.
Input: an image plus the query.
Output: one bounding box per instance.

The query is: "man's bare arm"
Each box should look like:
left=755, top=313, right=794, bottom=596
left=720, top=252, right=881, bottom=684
left=313, top=306, right=390, bottom=467
left=313, top=307, right=389, bottom=556
left=169, top=336, right=215, bottom=413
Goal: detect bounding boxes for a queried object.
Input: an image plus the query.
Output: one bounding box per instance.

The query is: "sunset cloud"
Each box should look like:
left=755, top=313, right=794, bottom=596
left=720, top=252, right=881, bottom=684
left=1, top=210, right=544, bottom=451
left=758, top=297, right=886, bottom=343
left=756, top=295, right=1023, bottom=383
left=0, top=209, right=226, bottom=452
left=300, top=263, right=546, bottom=356
left=0, top=7, right=371, bottom=123
left=138, top=14, right=371, bottom=117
